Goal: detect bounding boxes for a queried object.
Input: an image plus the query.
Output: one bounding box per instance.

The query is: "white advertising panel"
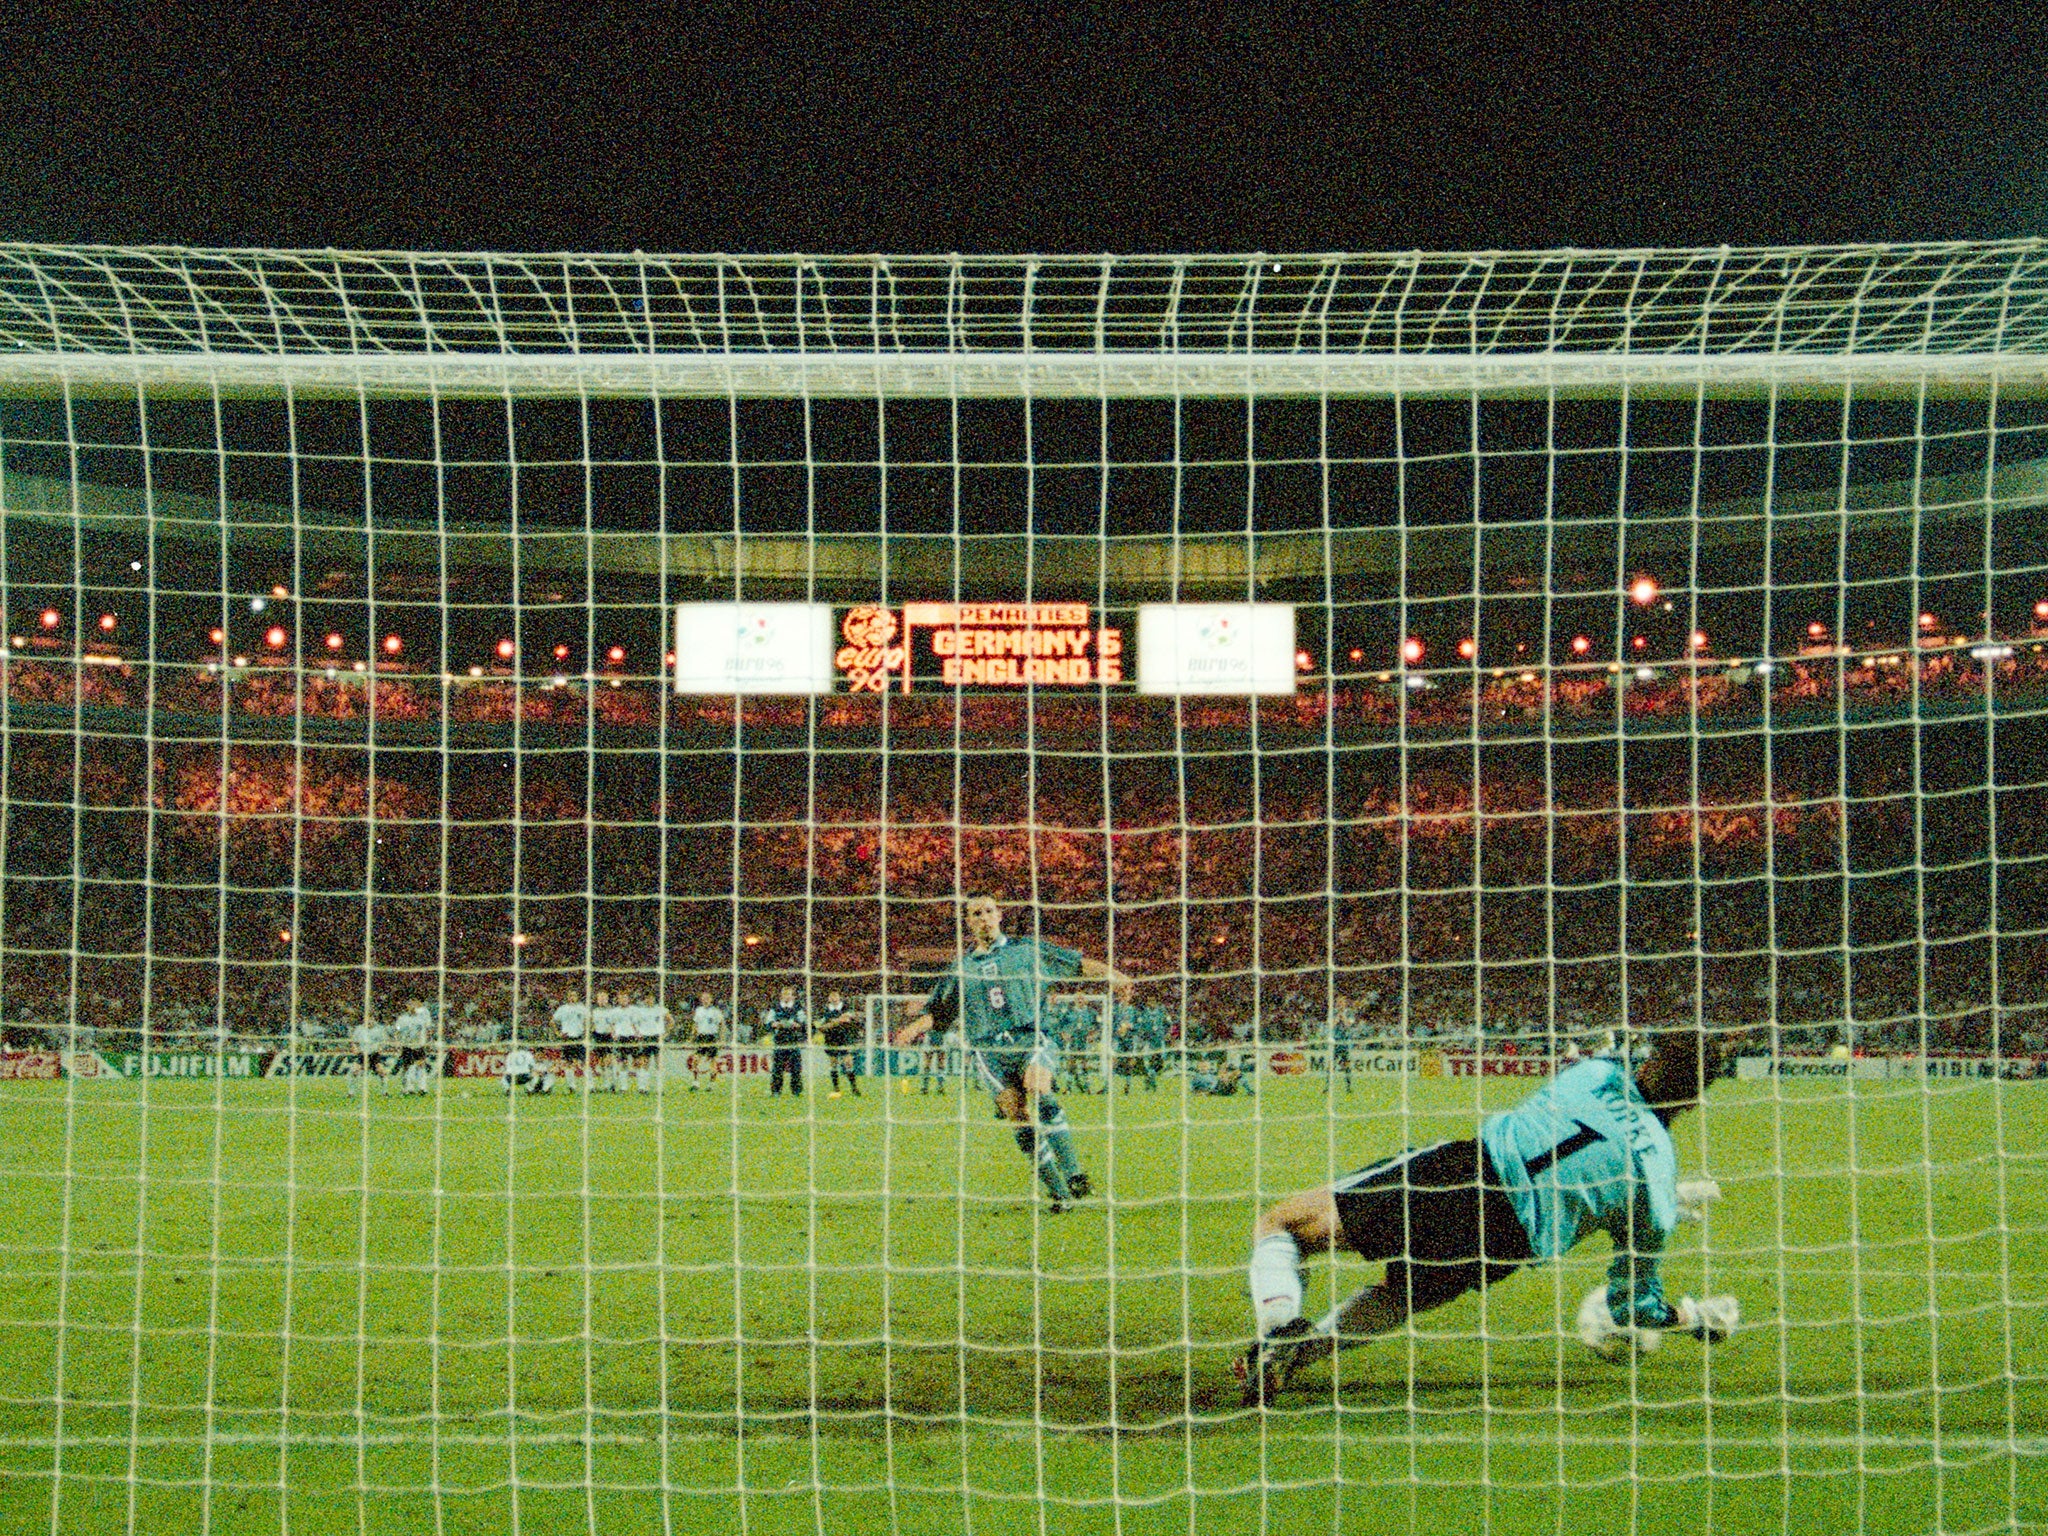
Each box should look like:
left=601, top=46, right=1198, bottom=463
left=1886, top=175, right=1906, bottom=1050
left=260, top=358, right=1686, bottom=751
left=1135, top=603, right=1297, bottom=695
left=673, top=603, right=837, bottom=695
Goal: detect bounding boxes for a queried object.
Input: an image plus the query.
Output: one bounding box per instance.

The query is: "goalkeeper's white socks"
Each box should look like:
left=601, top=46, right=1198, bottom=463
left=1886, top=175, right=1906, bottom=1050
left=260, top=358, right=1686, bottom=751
left=1249, top=1232, right=1304, bottom=1334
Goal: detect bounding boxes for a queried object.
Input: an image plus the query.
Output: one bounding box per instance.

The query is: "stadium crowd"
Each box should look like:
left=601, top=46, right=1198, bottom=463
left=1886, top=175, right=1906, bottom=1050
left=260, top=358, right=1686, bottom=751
left=0, top=689, right=2037, bottom=1063
left=6, top=622, right=2048, bottom=740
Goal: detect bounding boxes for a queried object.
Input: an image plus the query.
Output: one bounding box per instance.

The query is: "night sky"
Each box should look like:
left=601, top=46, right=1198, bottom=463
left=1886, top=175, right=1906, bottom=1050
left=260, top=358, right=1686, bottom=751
left=3, top=7, right=2045, bottom=255
left=3, top=8, right=2046, bottom=669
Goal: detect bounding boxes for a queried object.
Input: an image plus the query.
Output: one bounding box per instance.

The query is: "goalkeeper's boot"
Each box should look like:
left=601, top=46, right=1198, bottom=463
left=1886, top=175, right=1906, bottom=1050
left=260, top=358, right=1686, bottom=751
left=1235, top=1317, right=1313, bottom=1406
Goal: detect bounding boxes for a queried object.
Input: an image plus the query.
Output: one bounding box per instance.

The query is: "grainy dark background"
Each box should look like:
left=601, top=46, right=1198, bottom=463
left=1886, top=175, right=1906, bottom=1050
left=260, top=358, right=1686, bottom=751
left=4, top=5, right=2043, bottom=253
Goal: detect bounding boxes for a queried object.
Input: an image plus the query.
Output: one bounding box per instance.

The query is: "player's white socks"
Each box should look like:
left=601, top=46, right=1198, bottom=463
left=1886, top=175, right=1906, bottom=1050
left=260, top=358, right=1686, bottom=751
left=636, top=1069, right=651, bottom=1093
left=1249, top=1232, right=1304, bottom=1335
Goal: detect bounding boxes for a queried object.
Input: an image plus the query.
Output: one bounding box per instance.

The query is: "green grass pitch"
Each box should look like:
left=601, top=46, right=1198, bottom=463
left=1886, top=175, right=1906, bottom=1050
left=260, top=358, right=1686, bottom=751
left=1, top=1069, right=2042, bottom=1534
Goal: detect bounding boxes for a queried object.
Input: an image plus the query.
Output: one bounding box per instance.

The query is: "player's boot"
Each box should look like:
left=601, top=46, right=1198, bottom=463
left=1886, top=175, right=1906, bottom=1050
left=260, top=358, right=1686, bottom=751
left=1234, top=1317, right=1313, bottom=1406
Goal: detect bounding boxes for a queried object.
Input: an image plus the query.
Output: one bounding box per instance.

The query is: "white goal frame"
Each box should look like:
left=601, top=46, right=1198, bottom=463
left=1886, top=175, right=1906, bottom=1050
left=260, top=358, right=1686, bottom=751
left=3, top=238, right=2045, bottom=1536
left=3, top=243, right=2047, bottom=403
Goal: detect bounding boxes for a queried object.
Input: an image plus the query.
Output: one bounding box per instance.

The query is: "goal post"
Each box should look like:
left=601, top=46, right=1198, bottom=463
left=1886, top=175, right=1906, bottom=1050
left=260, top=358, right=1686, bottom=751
left=0, top=240, right=2043, bottom=1536
left=859, top=991, right=958, bottom=1081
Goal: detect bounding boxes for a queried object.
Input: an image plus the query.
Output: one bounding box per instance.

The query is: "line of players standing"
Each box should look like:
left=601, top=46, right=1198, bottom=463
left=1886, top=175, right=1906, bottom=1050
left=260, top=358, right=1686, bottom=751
left=344, top=985, right=1175, bottom=1100
left=1045, top=998, right=1175, bottom=1095
left=522, top=982, right=863, bottom=1098
left=541, top=989, right=674, bottom=1095
left=345, top=990, right=674, bottom=1097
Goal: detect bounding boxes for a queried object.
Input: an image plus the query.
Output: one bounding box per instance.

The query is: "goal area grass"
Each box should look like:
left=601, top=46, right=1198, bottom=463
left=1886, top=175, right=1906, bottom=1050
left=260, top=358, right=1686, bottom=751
left=2, top=1072, right=2041, bottom=1535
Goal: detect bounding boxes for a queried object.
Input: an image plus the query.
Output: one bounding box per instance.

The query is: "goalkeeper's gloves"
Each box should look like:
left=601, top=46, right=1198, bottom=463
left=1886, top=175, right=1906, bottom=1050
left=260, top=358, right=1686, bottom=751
left=1673, top=1293, right=1739, bottom=1343
left=1577, top=1288, right=1739, bottom=1358
left=1674, top=1177, right=1723, bottom=1222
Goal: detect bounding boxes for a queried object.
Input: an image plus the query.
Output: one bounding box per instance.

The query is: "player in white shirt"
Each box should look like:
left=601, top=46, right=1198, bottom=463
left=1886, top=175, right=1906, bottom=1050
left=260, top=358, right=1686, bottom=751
left=350, top=1018, right=390, bottom=1096
left=635, top=993, right=672, bottom=1094
left=502, top=1043, right=551, bottom=1095
left=553, top=991, right=591, bottom=1092
left=391, top=998, right=435, bottom=1096
left=689, top=990, right=725, bottom=1090
left=591, top=988, right=630, bottom=1092
left=615, top=991, right=652, bottom=1093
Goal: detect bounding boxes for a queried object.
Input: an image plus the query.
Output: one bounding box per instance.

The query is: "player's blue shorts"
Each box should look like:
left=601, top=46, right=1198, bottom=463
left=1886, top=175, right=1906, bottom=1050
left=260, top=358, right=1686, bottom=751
left=968, top=1036, right=1061, bottom=1096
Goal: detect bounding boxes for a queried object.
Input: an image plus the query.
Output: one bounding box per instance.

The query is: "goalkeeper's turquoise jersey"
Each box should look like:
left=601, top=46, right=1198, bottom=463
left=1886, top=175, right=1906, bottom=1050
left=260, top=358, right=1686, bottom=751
left=1478, top=1057, right=1683, bottom=1327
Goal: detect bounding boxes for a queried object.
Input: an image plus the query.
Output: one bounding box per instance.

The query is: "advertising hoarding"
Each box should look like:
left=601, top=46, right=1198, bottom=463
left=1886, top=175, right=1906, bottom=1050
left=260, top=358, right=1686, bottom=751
left=1135, top=604, right=1297, bottom=695
left=673, top=603, right=838, bottom=695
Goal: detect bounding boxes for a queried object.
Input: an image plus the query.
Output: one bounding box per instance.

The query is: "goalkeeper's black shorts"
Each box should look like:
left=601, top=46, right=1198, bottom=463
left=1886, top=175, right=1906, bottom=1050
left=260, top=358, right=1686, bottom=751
left=1331, top=1138, right=1535, bottom=1311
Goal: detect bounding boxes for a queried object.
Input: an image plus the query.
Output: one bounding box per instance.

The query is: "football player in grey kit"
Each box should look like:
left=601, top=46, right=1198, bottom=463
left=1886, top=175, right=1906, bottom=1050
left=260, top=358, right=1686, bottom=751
left=896, top=892, right=1129, bottom=1210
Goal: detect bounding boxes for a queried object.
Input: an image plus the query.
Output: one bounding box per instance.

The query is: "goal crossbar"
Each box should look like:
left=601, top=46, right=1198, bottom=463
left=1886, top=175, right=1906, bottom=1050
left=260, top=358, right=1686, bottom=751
left=6, top=348, right=2048, bottom=401
left=3, top=240, right=2047, bottom=400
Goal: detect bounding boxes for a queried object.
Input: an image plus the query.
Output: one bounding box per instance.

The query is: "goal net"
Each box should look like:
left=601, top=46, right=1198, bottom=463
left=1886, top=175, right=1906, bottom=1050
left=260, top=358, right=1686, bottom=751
left=0, top=243, right=2045, bottom=1535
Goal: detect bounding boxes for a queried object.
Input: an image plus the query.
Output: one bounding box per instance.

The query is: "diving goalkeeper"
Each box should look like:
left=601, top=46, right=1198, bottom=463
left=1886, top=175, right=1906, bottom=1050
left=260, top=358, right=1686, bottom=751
left=1238, top=1026, right=1739, bottom=1405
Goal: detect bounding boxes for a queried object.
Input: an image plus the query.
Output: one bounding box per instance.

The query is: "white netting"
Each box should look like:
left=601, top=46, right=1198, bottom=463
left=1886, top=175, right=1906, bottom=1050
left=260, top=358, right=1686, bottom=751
left=0, top=243, right=2042, bottom=1535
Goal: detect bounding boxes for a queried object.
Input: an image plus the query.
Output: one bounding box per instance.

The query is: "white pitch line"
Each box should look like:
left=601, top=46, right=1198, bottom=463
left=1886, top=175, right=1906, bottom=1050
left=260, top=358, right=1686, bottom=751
left=3, top=1429, right=2042, bottom=1456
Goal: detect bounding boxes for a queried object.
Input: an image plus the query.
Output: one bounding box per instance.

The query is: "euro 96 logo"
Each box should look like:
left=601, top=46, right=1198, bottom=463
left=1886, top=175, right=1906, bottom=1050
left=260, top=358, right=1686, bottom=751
left=836, top=607, right=907, bottom=691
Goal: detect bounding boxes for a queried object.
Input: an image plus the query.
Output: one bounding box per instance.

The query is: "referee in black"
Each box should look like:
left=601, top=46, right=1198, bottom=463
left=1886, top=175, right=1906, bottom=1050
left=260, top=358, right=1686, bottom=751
left=821, top=989, right=863, bottom=1098
left=762, top=983, right=808, bottom=1096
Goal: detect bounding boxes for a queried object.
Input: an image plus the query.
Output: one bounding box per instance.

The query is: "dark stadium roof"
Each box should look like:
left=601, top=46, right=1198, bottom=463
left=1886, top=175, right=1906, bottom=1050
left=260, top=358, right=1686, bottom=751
left=2, top=454, right=2045, bottom=598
